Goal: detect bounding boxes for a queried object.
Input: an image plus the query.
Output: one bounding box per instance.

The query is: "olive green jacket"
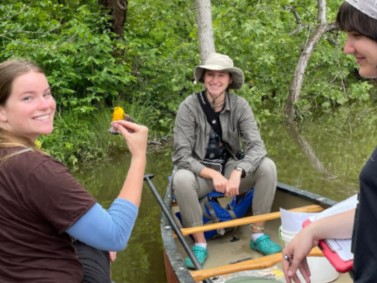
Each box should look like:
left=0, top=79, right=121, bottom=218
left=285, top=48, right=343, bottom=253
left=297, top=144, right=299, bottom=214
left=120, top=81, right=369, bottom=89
left=172, top=91, right=267, bottom=175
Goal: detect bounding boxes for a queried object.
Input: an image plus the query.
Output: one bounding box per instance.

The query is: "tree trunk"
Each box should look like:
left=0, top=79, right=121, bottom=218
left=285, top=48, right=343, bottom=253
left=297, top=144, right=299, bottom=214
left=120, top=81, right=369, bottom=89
left=284, top=0, right=337, bottom=122
left=195, top=0, right=216, bottom=63
left=98, top=0, right=128, bottom=38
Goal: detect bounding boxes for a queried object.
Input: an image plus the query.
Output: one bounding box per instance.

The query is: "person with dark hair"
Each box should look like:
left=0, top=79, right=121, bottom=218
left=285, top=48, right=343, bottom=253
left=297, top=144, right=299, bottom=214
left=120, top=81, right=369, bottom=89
left=0, top=59, right=148, bottom=282
left=172, top=52, right=281, bottom=268
left=282, top=1, right=377, bottom=282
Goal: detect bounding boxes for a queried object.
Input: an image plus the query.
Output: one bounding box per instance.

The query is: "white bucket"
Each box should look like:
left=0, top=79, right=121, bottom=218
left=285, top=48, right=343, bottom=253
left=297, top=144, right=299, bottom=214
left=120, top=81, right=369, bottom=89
left=280, top=226, right=339, bottom=283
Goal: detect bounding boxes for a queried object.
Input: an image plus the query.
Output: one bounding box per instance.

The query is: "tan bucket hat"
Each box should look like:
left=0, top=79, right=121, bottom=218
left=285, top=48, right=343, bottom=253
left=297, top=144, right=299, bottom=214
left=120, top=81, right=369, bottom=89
left=194, top=53, right=244, bottom=89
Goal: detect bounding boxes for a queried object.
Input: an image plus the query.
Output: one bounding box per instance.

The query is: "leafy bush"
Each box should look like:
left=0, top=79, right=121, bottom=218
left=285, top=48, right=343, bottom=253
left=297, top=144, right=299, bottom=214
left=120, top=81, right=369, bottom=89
left=0, top=1, right=133, bottom=113
left=1, top=0, right=375, bottom=165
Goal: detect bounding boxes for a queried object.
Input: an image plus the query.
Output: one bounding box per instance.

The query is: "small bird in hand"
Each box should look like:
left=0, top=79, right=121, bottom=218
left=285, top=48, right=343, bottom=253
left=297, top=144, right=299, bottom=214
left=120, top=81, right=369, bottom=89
left=109, top=106, right=135, bottom=134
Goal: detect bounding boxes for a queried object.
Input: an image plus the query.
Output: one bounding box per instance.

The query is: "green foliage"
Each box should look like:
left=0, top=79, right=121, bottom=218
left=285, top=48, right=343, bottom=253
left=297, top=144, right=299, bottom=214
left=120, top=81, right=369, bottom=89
left=0, top=1, right=133, bottom=113
left=124, top=0, right=199, bottom=136
left=206, top=0, right=374, bottom=120
left=38, top=107, right=134, bottom=170
left=1, top=0, right=375, bottom=166
left=38, top=112, right=104, bottom=169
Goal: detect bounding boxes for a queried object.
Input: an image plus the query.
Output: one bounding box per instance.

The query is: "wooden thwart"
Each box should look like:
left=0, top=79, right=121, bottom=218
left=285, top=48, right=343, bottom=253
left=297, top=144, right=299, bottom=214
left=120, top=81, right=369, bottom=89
left=180, top=204, right=324, bottom=236
left=190, top=247, right=323, bottom=282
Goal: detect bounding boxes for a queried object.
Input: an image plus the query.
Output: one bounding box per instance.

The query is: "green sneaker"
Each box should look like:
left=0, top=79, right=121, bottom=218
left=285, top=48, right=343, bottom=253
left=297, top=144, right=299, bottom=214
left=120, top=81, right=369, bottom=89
left=250, top=234, right=282, bottom=255
left=184, top=246, right=208, bottom=269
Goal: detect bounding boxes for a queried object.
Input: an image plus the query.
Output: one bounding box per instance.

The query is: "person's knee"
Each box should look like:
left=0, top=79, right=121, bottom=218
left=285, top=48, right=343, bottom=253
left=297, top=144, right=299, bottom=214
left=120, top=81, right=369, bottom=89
left=258, top=157, right=277, bottom=178
left=173, top=169, right=195, bottom=195
left=253, top=158, right=277, bottom=190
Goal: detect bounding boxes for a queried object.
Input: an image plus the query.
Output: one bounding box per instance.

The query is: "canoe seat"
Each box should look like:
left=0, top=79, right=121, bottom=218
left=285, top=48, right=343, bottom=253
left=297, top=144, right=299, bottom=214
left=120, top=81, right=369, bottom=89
left=180, top=204, right=324, bottom=236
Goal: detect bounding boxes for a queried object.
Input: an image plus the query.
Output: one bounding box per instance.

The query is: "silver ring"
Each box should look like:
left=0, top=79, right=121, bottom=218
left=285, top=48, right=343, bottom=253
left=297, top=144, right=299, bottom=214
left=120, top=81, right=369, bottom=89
left=284, top=254, right=291, bottom=261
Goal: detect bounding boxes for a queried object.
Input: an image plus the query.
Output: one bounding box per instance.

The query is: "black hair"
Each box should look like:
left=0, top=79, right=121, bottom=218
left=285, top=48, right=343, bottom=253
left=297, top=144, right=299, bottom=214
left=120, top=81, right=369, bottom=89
left=336, top=2, right=377, bottom=42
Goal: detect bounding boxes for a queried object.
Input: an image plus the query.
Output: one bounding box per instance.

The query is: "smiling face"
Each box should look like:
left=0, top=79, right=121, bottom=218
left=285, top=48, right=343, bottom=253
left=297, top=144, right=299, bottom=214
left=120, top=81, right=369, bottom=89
left=344, top=32, right=377, bottom=79
left=203, top=70, right=232, bottom=98
left=336, top=2, right=377, bottom=79
left=0, top=70, right=56, bottom=141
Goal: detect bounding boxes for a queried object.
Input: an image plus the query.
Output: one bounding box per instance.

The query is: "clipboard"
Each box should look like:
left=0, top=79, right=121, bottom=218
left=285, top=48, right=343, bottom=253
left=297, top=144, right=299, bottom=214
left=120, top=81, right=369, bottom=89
left=303, top=219, right=353, bottom=273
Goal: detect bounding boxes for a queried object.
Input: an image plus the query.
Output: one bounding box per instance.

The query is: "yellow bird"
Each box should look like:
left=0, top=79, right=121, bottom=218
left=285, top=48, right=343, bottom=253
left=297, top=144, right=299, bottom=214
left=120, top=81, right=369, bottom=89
left=109, top=106, right=134, bottom=134
left=35, top=139, right=42, bottom=149
left=112, top=106, right=126, bottom=122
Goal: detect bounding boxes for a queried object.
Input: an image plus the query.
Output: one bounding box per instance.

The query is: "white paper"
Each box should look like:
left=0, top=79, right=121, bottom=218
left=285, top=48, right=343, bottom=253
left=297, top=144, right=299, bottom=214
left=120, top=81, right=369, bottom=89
left=280, top=208, right=318, bottom=233
left=309, top=194, right=358, bottom=222
left=309, top=194, right=358, bottom=262
left=280, top=194, right=358, bottom=233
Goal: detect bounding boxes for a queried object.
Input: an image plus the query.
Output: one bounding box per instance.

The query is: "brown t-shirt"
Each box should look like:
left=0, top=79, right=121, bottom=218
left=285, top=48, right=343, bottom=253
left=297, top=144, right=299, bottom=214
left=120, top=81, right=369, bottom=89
left=0, top=148, right=96, bottom=282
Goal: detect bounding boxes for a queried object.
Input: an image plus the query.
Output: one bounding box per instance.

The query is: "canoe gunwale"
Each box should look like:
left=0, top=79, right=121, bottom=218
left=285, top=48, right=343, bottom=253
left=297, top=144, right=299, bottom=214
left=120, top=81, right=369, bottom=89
left=161, top=187, right=196, bottom=283
left=276, top=182, right=336, bottom=208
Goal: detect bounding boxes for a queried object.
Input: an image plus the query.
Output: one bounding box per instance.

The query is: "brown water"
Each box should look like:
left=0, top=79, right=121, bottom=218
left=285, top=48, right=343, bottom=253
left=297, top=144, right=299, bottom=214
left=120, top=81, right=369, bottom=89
left=74, top=105, right=377, bottom=283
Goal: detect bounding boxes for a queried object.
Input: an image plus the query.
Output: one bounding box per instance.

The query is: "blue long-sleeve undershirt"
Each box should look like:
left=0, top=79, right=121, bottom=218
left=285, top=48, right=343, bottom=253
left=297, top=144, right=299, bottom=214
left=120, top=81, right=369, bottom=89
left=66, top=198, right=138, bottom=251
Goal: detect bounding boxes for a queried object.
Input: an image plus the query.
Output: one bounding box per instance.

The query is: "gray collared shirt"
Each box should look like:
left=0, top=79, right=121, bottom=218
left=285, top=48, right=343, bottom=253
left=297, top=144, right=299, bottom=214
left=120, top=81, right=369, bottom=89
left=172, top=91, right=267, bottom=175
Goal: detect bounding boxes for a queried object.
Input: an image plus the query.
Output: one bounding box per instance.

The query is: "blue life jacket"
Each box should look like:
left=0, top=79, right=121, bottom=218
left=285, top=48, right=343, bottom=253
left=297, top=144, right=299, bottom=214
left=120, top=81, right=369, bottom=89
left=176, top=189, right=254, bottom=239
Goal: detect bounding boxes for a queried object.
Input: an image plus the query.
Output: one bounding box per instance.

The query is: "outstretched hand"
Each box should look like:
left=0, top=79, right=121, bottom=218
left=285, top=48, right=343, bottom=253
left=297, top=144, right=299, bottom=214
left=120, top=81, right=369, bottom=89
left=111, top=120, right=148, bottom=158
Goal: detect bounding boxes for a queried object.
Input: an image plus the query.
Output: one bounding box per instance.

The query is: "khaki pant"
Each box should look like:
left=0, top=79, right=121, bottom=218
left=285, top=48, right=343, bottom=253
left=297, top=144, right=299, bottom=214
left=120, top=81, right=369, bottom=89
left=173, top=157, right=277, bottom=228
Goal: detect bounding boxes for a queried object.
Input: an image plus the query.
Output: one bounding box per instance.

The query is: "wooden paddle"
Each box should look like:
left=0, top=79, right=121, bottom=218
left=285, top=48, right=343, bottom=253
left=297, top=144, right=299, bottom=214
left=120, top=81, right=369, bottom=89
left=181, top=204, right=324, bottom=236
left=190, top=247, right=323, bottom=282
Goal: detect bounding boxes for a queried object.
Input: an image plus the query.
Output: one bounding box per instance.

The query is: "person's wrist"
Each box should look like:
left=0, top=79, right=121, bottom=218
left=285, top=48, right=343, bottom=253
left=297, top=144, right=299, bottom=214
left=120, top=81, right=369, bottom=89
left=232, top=169, right=242, bottom=177
left=234, top=166, right=246, bottom=178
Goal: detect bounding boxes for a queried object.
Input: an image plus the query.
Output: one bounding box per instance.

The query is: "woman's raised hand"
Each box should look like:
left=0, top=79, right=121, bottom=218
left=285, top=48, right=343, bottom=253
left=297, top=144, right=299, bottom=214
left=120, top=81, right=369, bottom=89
left=111, top=120, right=148, bottom=158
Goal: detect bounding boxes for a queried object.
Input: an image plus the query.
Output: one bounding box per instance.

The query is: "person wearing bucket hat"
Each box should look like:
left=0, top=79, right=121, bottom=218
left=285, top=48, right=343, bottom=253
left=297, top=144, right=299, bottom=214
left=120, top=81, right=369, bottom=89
left=193, top=52, right=245, bottom=89
left=282, top=1, right=377, bottom=282
left=172, top=52, right=281, bottom=268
